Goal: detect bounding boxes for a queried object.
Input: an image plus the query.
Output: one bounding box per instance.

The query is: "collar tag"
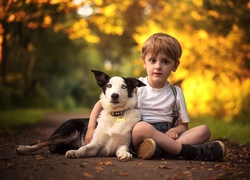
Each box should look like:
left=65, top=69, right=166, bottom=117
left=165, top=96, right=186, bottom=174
left=116, top=117, right=126, bottom=123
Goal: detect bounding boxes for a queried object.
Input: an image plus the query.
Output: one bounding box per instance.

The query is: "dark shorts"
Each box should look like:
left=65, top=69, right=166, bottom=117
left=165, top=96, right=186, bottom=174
left=149, top=122, right=172, bottom=133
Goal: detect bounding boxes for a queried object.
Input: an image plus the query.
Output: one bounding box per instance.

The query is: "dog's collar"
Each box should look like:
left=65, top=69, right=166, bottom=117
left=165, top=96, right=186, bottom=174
left=110, top=110, right=126, bottom=117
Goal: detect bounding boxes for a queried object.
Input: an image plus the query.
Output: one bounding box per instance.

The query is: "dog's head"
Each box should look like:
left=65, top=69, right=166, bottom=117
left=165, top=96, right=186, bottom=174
left=91, top=70, right=146, bottom=109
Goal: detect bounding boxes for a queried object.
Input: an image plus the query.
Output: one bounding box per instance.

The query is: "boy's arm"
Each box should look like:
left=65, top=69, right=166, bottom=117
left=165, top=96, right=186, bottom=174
left=84, top=100, right=102, bottom=144
left=165, top=121, right=188, bottom=140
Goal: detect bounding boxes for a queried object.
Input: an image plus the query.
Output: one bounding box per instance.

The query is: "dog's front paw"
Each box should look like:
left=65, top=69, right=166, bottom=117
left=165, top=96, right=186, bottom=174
left=65, top=150, right=79, bottom=159
left=117, top=151, right=132, bottom=162
left=16, top=145, right=29, bottom=155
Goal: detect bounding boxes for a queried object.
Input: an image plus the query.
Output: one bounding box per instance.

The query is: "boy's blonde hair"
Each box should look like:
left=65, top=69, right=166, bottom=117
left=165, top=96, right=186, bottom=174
left=141, top=33, right=182, bottom=62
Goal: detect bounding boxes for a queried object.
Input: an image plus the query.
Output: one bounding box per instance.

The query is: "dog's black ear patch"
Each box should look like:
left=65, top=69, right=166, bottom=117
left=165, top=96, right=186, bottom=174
left=91, top=70, right=110, bottom=88
left=124, top=78, right=146, bottom=97
left=126, top=78, right=146, bottom=88
left=134, top=79, right=146, bottom=88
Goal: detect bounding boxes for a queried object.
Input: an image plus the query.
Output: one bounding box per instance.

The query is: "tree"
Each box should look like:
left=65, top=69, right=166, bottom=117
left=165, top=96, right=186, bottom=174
left=0, top=0, right=89, bottom=108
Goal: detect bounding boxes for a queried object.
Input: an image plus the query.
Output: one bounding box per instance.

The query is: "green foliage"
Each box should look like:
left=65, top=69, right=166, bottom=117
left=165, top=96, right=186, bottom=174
left=233, top=92, right=250, bottom=124
left=0, top=26, right=103, bottom=109
left=190, top=116, right=250, bottom=145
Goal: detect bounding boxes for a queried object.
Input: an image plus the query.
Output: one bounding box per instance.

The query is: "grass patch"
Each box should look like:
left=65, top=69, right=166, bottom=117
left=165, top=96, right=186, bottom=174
left=0, top=109, right=51, bottom=133
left=0, top=108, right=90, bottom=133
left=190, top=117, right=250, bottom=145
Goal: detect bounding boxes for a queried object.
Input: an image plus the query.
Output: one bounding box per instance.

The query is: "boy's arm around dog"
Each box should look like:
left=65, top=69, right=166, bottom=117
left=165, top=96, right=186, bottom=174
left=84, top=100, right=102, bottom=145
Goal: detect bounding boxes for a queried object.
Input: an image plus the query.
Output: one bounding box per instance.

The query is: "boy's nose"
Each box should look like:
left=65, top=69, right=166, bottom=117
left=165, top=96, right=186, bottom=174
left=155, top=62, right=161, bottom=69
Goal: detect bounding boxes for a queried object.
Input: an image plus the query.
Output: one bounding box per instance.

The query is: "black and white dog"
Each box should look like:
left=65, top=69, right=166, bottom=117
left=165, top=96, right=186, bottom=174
left=16, top=70, right=145, bottom=161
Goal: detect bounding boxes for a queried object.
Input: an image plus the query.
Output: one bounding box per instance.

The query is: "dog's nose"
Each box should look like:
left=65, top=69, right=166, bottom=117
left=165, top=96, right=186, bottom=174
left=111, top=93, right=119, bottom=100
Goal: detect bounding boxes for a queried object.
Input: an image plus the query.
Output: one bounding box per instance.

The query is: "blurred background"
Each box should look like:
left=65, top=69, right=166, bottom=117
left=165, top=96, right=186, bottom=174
left=0, top=0, right=249, bottom=142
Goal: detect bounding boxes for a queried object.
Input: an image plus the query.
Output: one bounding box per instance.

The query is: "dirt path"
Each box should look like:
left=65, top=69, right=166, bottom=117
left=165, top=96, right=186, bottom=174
left=0, top=113, right=249, bottom=180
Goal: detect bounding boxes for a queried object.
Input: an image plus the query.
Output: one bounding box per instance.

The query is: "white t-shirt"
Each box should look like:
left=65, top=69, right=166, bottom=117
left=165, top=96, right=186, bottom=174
left=137, top=77, right=190, bottom=124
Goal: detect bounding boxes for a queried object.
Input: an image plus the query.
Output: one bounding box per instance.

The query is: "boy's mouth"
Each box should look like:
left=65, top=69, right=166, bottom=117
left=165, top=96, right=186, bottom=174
left=153, top=72, right=162, bottom=76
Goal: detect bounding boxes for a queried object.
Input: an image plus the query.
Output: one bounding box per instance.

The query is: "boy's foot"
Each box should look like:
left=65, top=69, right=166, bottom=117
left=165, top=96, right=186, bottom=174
left=193, top=141, right=226, bottom=161
left=138, top=138, right=161, bottom=159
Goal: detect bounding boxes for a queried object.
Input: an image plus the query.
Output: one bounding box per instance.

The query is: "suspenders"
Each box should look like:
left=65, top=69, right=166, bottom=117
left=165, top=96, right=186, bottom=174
left=135, top=84, right=179, bottom=128
left=170, top=85, right=179, bottom=128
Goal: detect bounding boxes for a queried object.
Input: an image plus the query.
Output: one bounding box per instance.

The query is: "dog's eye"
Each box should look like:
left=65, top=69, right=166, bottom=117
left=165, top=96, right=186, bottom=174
left=106, top=84, right=112, bottom=88
left=121, top=84, right=127, bottom=89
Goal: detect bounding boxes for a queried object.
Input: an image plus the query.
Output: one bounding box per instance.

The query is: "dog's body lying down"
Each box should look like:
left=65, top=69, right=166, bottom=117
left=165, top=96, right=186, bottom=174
left=16, top=118, right=89, bottom=155
left=16, top=70, right=146, bottom=161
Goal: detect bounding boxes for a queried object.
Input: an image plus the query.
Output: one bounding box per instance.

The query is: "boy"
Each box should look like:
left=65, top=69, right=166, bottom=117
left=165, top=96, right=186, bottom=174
left=85, top=33, right=226, bottom=161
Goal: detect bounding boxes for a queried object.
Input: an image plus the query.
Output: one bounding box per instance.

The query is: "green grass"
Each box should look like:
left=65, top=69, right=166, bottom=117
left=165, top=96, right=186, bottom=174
left=0, top=109, right=51, bottom=133
left=0, top=108, right=90, bottom=133
left=190, top=117, right=250, bottom=145
left=0, top=109, right=249, bottom=145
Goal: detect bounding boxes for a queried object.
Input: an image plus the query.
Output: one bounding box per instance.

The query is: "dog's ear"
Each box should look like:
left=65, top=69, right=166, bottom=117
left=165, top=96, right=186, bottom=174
left=130, top=78, right=146, bottom=88
left=126, top=78, right=146, bottom=89
left=125, top=78, right=146, bottom=98
left=91, top=70, right=110, bottom=88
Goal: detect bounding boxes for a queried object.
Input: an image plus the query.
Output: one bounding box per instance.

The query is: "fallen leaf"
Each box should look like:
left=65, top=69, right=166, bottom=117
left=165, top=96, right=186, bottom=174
left=214, top=164, right=222, bottom=168
left=95, top=166, right=104, bottom=172
left=34, top=155, right=44, bottom=160
left=80, top=162, right=88, bottom=168
left=161, top=161, right=167, bottom=164
left=6, top=162, right=15, bottom=168
left=236, top=171, right=244, bottom=175
left=159, top=165, right=170, bottom=169
left=134, top=162, right=143, bottom=165
left=99, top=161, right=113, bottom=166
left=182, top=171, right=191, bottom=175
left=118, top=171, right=129, bottom=176
left=151, top=165, right=158, bottom=170
left=83, top=172, right=95, bottom=178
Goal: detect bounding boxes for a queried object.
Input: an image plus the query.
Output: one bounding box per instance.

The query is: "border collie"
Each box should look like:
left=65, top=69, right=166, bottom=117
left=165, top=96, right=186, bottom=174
left=16, top=70, right=145, bottom=161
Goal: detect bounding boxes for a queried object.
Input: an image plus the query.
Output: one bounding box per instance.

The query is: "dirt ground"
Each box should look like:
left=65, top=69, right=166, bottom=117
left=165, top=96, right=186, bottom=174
left=0, top=113, right=249, bottom=180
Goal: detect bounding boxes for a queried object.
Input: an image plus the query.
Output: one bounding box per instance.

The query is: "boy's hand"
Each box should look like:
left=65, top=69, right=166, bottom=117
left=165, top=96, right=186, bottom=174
left=166, top=123, right=188, bottom=140
left=165, top=129, right=179, bottom=140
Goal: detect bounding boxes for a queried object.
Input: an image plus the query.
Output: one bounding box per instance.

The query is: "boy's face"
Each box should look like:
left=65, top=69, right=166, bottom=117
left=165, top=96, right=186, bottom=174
left=143, top=52, right=179, bottom=88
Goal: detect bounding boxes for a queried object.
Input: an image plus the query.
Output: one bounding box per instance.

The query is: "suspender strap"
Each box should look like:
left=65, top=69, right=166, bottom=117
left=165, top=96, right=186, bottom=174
left=134, top=88, right=138, bottom=109
left=170, top=85, right=179, bottom=128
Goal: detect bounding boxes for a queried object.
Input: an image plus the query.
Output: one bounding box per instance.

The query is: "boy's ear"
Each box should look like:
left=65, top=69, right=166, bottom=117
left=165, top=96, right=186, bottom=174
left=143, top=62, right=146, bottom=70
left=91, top=70, right=110, bottom=88
left=173, top=60, right=180, bottom=72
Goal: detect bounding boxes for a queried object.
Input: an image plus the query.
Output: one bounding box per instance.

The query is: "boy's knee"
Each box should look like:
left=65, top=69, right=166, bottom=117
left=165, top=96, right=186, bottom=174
left=132, top=121, right=153, bottom=138
left=200, top=124, right=211, bottom=140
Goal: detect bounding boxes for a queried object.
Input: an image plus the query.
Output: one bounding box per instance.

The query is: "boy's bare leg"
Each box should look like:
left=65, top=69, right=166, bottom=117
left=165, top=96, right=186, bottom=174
left=176, top=125, right=211, bottom=145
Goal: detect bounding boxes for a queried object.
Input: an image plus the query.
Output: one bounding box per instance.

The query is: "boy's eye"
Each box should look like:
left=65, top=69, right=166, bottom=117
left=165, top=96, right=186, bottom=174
left=121, top=84, right=127, bottom=89
left=162, top=60, right=170, bottom=65
left=149, top=58, right=156, bottom=63
left=106, top=84, right=112, bottom=88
